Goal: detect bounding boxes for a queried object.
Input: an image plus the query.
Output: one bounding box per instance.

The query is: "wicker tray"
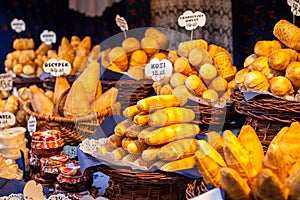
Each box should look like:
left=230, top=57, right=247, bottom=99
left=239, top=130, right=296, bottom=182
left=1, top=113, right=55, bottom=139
left=231, top=90, right=300, bottom=123
left=84, top=164, right=191, bottom=200
left=23, top=101, right=114, bottom=146
left=184, top=99, right=244, bottom=132
left=231, top=89, right=299, bottom=151
left=13, top=76, right=43, bottom=89
left=101, top=78, right=155, bottom=111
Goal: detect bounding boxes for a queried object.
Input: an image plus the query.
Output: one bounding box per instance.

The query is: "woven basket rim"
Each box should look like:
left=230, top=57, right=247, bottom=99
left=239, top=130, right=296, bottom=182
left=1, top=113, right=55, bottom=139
left=23, top=101, right=113, bottom=123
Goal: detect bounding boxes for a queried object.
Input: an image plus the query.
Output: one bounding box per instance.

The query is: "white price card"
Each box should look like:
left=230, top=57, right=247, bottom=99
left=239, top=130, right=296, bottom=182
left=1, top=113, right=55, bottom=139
left=27, top=115, right=36, bottom=135
left=10, top=18, right=26, bottom=33
left=178, top=10, right=206, bottom=31
left=0, top=112, right=15, bottom=127
left=115, top=14, right=128, bottom=31
left=190, top=188, right=224, bottom=200
left=40, top=30, right=57, bottom=45
left=145, top=58, right=173, bottom=81
left=288, top=0, right=300, bottom=16
left=43, top=58, right=71, bottom=76
left=0, top=73, right=13, bottom=91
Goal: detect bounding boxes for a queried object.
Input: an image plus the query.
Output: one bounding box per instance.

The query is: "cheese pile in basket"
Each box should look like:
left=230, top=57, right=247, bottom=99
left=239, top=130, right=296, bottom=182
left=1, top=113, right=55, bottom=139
left=235, top=19, right=300, bottom=99
left=97, top=94, right=201, bottom=172
left=196, top=122, right=300, bottom=200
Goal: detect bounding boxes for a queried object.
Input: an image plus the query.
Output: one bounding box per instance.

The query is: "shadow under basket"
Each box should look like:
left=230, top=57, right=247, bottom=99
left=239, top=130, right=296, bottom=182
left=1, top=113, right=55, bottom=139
left=23, top=101, right=114, bottom=146
left=231, top=89, right=300, bottom=152
left=101, top=79, right=155, bottom=111
left=85, top=164, right=191, bottom=200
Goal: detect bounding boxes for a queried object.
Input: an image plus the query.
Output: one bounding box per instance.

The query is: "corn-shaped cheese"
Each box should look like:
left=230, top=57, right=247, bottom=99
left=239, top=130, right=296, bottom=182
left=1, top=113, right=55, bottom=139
left=136, top=94, right=188, bottom=112
left=170, top=72, right=187, bottom=88
left=158, top=138, right=198, bottom=161
left=133, top=157, right=156, bottom=168
left=127, top=140, right=148, bottom=154
left=142, top=146, right=162, bottom=162
left=122, top=153, right=142, bottom=162
left=114, top=119, right=134, bottom=137
left=144, top=123, right=200, bottom=145
left=177, top=39, right=208, bottom=57
left=121, top=137, right=135, bottom=151
left=160, top=155, right=196, bottom=172
left=160, top=84, right=173, bottom=95
left=112, top=147, right=128, bottom=160
left=133, top=113, right=149, bottom=126
left=108, top=134, right=124, bottom=147
left=125, top=124, right=145, bottom=138
left=123, top=105, right=140, bottom=120
left=138, top=127, right=157, bottom=142
left=149, top=107, right=195, bottom=127
left=97, top=142, right=116, bottom=153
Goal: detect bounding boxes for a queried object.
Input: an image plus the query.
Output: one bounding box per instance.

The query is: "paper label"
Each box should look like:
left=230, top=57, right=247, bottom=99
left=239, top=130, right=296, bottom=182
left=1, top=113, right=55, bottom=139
left=288, top=0, right=300, bottom=16
left=0, top=73, right=13, bottom=91
left=0, top=112, right=15, bottom=127
left=43, top=58, right=71, bottom=76
left=115, top=14, right=128, bottom=31
left=178, top=10, right=206, bottom=30
left=40, top=30, right=57, bottom=45
left=27, top=115, right=36, bottom=135
left=189, top=188, right=224, bottom=200
left=10, top=18, right=26, bottom=33
left=145, top=58, right=173, bottom=81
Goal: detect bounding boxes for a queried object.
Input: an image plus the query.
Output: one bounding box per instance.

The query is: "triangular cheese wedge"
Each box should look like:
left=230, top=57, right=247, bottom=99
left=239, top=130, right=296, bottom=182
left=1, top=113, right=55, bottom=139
left=76, top=61, right=100, bottom=104
left=63, top=81, right=91, bottom=117
left=29, top=85, right=54, bottom=116
left=92, top=87, right=118, bottom=112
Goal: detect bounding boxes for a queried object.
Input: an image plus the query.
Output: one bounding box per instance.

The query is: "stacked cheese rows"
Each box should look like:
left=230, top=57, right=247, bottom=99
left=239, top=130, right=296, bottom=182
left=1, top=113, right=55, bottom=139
left=97, top=94, right=201, bottom=172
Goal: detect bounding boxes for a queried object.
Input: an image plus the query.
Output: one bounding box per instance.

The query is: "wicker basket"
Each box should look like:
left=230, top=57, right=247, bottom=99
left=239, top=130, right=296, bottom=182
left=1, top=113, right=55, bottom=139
left=23, top=101, right=114, bottom=146
left=231, top=89, right=300, bottom=151
left=101, top=78, right=155, bottom=111
left=84, top=164, right=191, bottom=200
left=185, top=178, right=210, bottom=199
left=13, top=76, right=43, bottom=89
left=183, top=99, right=244, bottom=132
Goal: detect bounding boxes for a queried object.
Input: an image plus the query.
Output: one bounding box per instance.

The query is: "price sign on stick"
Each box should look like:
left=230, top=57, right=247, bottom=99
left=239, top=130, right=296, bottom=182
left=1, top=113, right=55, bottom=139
left=287, top=0, right=300, bottom=24
left=115, top=14, right=128, bottom=39
left=27, top=115, right=36, bottom=136
left=43, top=58, right=71, bottom=77
left=40, top=30, right=57, bottom=45
left=10, top=18, right=26, bottom=34
left=0, top=112, right=15, bottom=129
left=145, top=58, right=173, bottom=81
left=178, top=10, right=206, bottom=40
left=0, top=73, right=13, bottom=91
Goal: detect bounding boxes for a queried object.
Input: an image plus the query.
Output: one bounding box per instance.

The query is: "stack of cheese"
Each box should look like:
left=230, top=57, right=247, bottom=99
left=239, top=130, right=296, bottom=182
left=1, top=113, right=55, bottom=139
left=4, top=38, right=54, bottom=76
left=195, top=123, right=300, bottom=200
left=153, top=39, right=237, bottom=103
left=101, top=27, right=170, bottom=80
left=236, top=19, right=300, bottom=99
left=97, top=94, right=201, bottom=172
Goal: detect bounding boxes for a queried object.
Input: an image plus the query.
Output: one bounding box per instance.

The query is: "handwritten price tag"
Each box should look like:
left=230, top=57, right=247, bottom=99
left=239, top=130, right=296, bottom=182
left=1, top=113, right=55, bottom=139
left=145, top=58, right=173, bottom=81
left=43, top=58, right=71, bottom=76
left=40, top=30, right=57, bottom=45
left=0, top=112, right=15, bottom=127
left=27, top=115, right=36, bottom=135
left=178, top=10, right=206, bottom=31
left=10, top=18, right=26, bottom=33
left=115, top=15, right=128, bottom=31
left=288, top=0, right=300, bottom=16
left=0, top=73, right=13, bottom=91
